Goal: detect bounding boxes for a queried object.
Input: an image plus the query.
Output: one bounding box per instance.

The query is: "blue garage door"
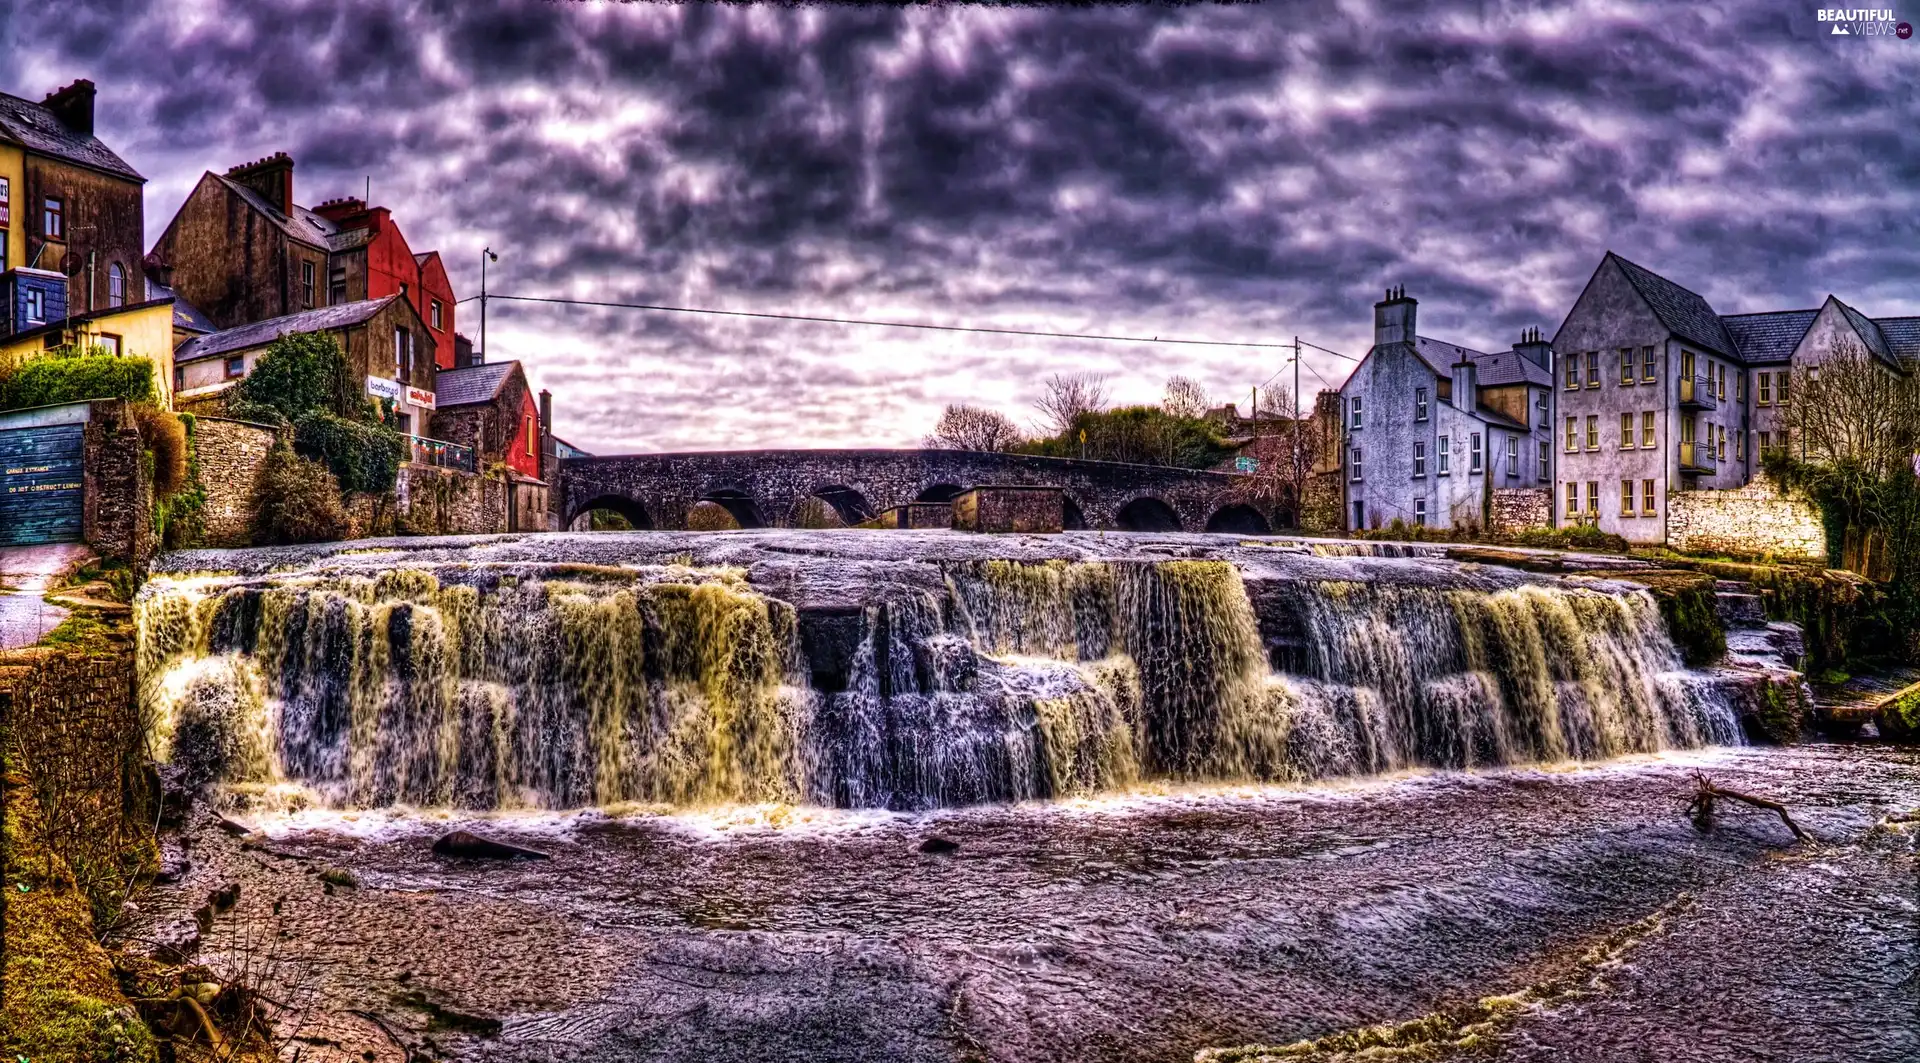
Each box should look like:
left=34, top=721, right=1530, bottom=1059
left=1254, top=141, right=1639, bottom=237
left=0, top=423, right=85, bottom=546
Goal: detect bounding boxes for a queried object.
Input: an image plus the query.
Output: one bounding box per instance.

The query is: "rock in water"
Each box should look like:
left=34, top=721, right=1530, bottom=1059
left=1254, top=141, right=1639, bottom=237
left=919, top=836, right=960, bottom=854
left=431, top=829, right=551, bottom=861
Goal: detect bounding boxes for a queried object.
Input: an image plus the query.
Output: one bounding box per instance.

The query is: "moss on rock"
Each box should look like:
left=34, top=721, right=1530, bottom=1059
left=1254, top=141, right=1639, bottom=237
left=1878, top=683, right=1920, bottom=743
left=1583, top=569, right=1726, bottom=667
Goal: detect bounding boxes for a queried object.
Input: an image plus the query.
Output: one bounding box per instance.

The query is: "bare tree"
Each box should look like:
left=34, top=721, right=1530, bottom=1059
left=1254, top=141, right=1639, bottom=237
left=1254, top=383, right=1298, bottom=422
left=1034, top=373, right=1110, bottom=437
left=1162, top=375, right=1211, bottom=419
left=926, top=403, right=1024, bottom=452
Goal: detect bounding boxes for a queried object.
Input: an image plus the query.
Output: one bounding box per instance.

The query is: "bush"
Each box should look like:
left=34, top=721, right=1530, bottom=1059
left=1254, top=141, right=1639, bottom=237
left=1018, top=406, right=1232, bottom=469
left=0, top=351, right=155, bottom=410
left=229, top=331, right=352, bottom=422
left=130, top=404, right=188, bottom=498
left=1508, top=524, right=1630, bottom=553
left=294, top=410, right=404, bottom=495
left=252, top=447, right=347, bottom=545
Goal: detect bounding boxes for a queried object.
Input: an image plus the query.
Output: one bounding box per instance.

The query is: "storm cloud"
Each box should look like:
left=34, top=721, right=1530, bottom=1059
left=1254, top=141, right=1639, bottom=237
left=5, top=0, right=1917, bottom=452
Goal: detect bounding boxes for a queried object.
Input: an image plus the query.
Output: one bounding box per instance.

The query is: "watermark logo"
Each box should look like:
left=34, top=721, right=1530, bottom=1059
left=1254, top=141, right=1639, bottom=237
left=1818, top=8, right=1907, bottom=34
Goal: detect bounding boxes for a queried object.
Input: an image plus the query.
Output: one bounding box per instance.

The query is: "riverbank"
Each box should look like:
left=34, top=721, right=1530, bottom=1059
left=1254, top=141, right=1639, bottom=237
left=123, top=743, right=1918, bottom=1062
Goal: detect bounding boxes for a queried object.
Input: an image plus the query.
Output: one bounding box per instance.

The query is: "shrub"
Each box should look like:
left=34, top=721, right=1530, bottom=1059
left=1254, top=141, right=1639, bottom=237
left=0, top=351, right=155, bottom=410
left=252, top=447, right=347, bottom=545
left=1018, top=406, right=1232, bottom=469
left=1508, top=524, right=1630, bottom=553
left=229, top=330, right=353, bottom=422
left=294, top=410, right=404, bottom=495
left=131, top=404, right=189, bottom=498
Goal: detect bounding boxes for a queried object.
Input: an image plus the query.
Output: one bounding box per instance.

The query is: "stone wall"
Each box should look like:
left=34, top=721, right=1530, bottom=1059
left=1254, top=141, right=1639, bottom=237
left=1668, top=474, right=1826, bottom=562
left=82, top=400, right=150, bottom=566
left=395, top=464, right=502, bottom=535
left=1298, top=470, right=1344, bottom=533
left=1489, top=487, right=1552, bottom=536
left=192, top=417, right=279, bottom=547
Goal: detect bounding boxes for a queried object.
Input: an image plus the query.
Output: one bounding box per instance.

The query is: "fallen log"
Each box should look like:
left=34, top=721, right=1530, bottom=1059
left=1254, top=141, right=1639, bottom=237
left=1686, top=771, right=1810, bottom=842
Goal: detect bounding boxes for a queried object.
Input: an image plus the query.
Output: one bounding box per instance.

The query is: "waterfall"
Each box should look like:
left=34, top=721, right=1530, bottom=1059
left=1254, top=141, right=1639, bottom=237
left=135, top=553, right=1743, bottom=812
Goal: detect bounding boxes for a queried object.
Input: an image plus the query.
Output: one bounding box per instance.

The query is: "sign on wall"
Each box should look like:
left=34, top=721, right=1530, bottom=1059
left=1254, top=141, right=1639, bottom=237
left=366, top=375, right=402, bottom=401
left=405, top=386, right=436, bottom=410
left=1234, top=456, right=1259, bottom=473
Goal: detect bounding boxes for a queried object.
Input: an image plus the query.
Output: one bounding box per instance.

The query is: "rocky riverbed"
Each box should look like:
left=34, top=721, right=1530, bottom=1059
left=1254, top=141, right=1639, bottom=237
left=125, top=742, right=1918, bottom=1063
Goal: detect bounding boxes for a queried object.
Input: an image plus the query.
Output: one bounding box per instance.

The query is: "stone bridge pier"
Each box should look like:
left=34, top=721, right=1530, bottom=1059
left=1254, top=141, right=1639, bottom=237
left=556, top=449, right=1271, bottom=534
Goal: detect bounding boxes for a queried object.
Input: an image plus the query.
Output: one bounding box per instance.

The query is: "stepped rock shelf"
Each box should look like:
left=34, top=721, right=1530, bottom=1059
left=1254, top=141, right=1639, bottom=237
left=137, top=531, right=1799, bottom=812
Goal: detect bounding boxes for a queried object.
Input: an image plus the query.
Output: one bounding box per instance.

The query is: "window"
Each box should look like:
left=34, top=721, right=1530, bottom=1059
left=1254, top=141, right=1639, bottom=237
left=1350, top=446, right=1364, bottom=481
left=1537, top=440, right=1549, bottom=481
left=224, top=356, right=246, bottom=380
left=1760, top=430, right=1772, bottom=451
left=1537, top=391, right=1549, bottom=428
left=1621, top=480, right=1635, bottom=516
left=1758, top=373, right=1772, bottom=405
left=1470, top=432, right=1483, bottom=473
left=96, top=332, right=121, bottom=356
left=1586, top=481, right=1600, bottom=518
left=1737, top=430, right=1747, bottom=460
left=24, top=287, right=45, bottom=323
left=1717, top=363, right=1726, bottom=400
left=1414, top=387, right=1428, bottom=421
left=172, top=366, right=184, bottom=393
left=1641, top=346, right=1655, bottom=383
left=329, top=266, right=346, bottom=305
left=1586, top=414, right=1599, bottom=450
left=1506, top=436, right=1518, bottom=477
left=1736, top=372, right=1745, bottom=402
left=1565, top=358, right=1579, bottom=390
left=1779, top=427, right=1790, bottom=453
left=1564, top=415, right=1577, bottom=452
left=108, top=263, right=126, bottom=307
left=1413, top=498, right=1427, bottom=526
left=1353, top=501, right=1366, bottom=530
left=1717, top=423, right=1727, bottom=460
left=0, top=175, right=9, bottom=227
left=525, top=416, right=537, bottom=457
left=1585, top=351, right=1599, bottom=388
left=1564, top=481, right=1580, bottom=520
left=1620, top=412, right=1635, bottom=448
left=1412, top=442, right=1427, bottom=477
left=301, top=261, right=315, bottom=309
left=395, top=327, right=412, bottom=379
left=1809, top=365, right=1820, bottom=383
left=1641, top=411, right=1655, bottom=449
left=1643, top=479, right=1656, bottom=516
left=42, top=197, right=63, bottom=239
left=1777, top=371, right=1790, bottom=405
left=431, top=299, right=444, bottom=331
left=1681, top=417, right=1696, bottom=444
left=1619, top=348, right=1635, bottom=385
left=1681, top=350, right=1695, bottom=380
left=1350, top=396, right=1364, bottom=429
left=395, top=412, right=412, bottom=435
left=1437, top=436, right=1451, bottom=475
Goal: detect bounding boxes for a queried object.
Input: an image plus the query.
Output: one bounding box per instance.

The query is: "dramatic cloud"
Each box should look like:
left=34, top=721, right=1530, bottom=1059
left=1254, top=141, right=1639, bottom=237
left=6, top=0, right=1918, bottom=452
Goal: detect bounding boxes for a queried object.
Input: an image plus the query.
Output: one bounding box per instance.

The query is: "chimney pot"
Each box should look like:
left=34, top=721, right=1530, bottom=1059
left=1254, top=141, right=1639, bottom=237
left=41, top=79, right=97, bottom=136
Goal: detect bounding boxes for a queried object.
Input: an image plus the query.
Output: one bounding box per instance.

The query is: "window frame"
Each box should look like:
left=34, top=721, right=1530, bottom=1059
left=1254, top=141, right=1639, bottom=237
left=431, top=299, right=444, bottom=332
left=95, top=332, right=121, bottom=356
left=24, top=286, right=45, bottom=323
left=1437, top=436, right=1451, bottom=476
left=1777, top=371, right=1791, bottom=405
left=1414, top=387, right=1428, bottom=422
left=108, top=262, right=126, bottom=308
left=1619, top=348, right=1634, bottom=385
left=1620, top=411, right=1635, bottom=449
left=1564, top=481, right=1579, bottom=521
left=1349, top=395, right=1364, bottom=430
left=301, top=260, right=316, bottom=309
left=1640, top=346, right=1655, bottom=383
left=1641, top=410, right=1655, bottom=449
left=224, top=355, right=246, bottom=380
left=1585, top=414, right=1599, bottom=451
left=1349, top=445, right=1364, bottom=482
left=1412, top=441, right=1427, bottom=478
left=1537, top=440, right=1549, bottom=482
left=1470, top=432, right=1483, bottom=474
left=1586, top=480, right=1600, bottom=518
left=1621, top=479, right=1635, bottom=517
left=1564, top=415, right=1577, bottom=452
left=1643, top=479, right=1656, bottom=516
left=1505, top=435, right=1518, bottom=477
left=1585, top=351, right=1599, bottom=388
left=42, top=197, right=63, bottom=240
left=1413, top=498, right=1427, bottom=527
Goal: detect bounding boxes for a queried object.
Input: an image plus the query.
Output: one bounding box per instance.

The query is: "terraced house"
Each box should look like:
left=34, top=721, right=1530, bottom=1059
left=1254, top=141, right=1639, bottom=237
left=1552, top=251, right=1918, bottom=544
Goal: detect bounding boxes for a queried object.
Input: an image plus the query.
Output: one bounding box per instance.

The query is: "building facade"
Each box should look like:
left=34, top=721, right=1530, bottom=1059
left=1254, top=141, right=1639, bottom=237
left=431, top=360, right=550, bottom=530
left=1553, top=251, right=1917, bottom=544
left=1339, top=289, right=1556, bottom=531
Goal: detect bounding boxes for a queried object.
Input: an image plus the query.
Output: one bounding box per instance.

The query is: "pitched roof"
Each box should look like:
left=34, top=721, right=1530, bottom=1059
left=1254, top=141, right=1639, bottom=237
left=1606, top=252, right=1737, bottom=356
left=1719, top=309, right=1817, bottom=365
left=174, top=295, right=398, bottom=364
left=1469, top=347, right=1552, bottom=387
left=143, top=278, right=220, bottom=335
left=0, top=91, right=143, bottom=181
left=0, top=297, right=174, bottom=347
left=1475, top=403, right=1532, bottom=433
left=212, top=173, right=335, bottom=249
left=1409, top=335, right=1484, bottom=377
left=1873, top=317, right=1920, bottom=363
left=434, top=361, right=519, bottom=407
left=1832, top=297, right=1902, bottom=370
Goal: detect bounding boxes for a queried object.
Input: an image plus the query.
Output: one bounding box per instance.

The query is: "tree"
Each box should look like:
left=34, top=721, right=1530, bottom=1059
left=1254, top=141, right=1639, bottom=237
left=1034, top=372, right=1110, bottom=437
left=1018, top=406, right=1231, bottom=469
left=1162, top=376, right=1210, bottom=419
left=228, top=331, right=354, bottom=424
left=926, top=403, right=1024, bottom=452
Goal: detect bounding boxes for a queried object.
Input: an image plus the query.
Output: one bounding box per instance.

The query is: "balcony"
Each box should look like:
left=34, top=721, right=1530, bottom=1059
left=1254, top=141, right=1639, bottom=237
left=1678, top=440, right=1717, bottom=475
left=1678, top=375, right=1717, bottom=410
left=406, top=434, right=477, bottom=474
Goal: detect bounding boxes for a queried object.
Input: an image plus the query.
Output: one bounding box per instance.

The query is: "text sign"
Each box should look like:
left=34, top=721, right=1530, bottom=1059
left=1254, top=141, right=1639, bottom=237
left=405, top=385, right=436, bottom=410
left=366, top=375, right=402, bottom=401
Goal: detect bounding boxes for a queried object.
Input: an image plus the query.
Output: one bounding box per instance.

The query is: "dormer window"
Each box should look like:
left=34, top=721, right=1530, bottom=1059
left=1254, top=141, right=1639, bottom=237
left=24, top=287, right=45, bottom=323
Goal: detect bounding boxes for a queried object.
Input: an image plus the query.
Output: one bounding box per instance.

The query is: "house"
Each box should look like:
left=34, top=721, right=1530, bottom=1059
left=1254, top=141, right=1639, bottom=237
left=148, top=154, right=458, bottom=366
left=0, top=80, right=146, bottom=335
left=1552, top=251, right=1917, bottom=544
left=170, top=294, right=437, bottom=434
left=0, top=298, right=180, bottom=407
left=430, top=359, right=550, bottom=530
left=1339, top=288, right=1556, bottom=531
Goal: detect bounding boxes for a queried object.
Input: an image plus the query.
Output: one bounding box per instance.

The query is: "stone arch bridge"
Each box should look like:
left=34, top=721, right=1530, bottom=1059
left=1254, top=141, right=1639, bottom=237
left=557, top=449, right=1274, bottom=533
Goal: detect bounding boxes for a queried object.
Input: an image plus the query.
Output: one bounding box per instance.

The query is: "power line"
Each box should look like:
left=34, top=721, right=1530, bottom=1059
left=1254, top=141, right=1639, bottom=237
left=1300, top=339, right=1359, bottom=362
left=462, top=291, right=1302, bottom=349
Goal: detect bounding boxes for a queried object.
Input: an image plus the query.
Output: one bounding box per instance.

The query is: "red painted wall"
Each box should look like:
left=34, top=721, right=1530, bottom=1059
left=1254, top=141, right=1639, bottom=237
left=505, top=388, right=542, bottom=478
left=313, top=200, right=459, bottom=370
left=415, top=252, right=456, bottom=370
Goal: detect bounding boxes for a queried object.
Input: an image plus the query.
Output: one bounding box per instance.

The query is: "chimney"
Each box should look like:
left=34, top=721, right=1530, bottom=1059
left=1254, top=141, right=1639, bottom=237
left=453, top=333, right=475, bottom=368
left=1373, top=285, right=1417, bottom=347
left=1514, top=325, right=1552, bottom=370
left=539, top=388, right=552, bottom=438
left=42, top=79, right=96, bottom=136
left=1451, top=356, right=1478, bottom=413
left=225, top=152, right=296, bottom=217
left=142, top=252, right=174, bottom=291
left=313, top=197, right=369, bottom=224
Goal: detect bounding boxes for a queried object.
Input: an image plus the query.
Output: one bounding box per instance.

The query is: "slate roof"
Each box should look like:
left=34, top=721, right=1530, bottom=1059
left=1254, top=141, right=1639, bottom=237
left=1607, top=252, right=1738, bottom=356
left=1409, top=336, right=1484, bottom=377
left=1475, top=404, right=1532, bottom=433
left=1832, top=298, right=1904, bottom=370
left=1469, top=347, right=1552, bottom=387
left=1873, top=317, right=1920, bottom=363
left=0, top=91, right=143, bottom=181
left=144, top=278, right=220, bottom=335
left=1719, top=310, right=1817, bottom=366
left=434, top=361, right=519, bottom=407
left=174, top=295, right=398, bottom=364
left=213, top=174, right=335, bottom=249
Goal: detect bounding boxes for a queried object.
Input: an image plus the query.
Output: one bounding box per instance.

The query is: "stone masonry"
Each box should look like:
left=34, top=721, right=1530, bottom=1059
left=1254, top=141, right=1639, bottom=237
left=1667, top=473, right=1826, bottom=563
left=1489, top=488, right=1553, bottom=537
left=192, top=416, right=279, bottom=547
left=82, top=400, right=151, bottom=566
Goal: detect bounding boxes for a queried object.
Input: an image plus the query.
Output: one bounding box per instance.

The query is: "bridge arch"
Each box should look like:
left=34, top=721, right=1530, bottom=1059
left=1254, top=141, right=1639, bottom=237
left=1116, top=496, right=1182, bottom=532
left=1205, top=504, right=1271, bottom=535
left=915, top=483, right=965, bottom=504
left=803, top=484, right=877, bottom=526
left=1062, top=494, right=1088, bottom=531
left=570, top=494, right=653, bottom=531
left=695, top=489, right=763, bottom=530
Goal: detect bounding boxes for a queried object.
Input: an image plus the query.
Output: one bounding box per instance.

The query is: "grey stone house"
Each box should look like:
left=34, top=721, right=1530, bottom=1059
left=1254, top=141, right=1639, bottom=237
left=1552, top=252, right=1917, bottom=544
left=1339, top=289, right=1556, bottom=531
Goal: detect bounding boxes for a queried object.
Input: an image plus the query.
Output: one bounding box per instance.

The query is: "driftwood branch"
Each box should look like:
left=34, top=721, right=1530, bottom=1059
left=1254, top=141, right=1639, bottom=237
left=1687, top=771, right=1810, bottom=842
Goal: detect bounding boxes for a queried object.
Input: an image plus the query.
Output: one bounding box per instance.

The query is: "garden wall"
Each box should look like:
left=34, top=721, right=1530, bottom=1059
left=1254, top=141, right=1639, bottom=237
left=1669, top=474, right=1826, bottom=563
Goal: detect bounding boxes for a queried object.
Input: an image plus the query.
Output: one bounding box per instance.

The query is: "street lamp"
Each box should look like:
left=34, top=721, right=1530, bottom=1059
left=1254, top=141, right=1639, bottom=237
left=480, top=246, right=498, bottom=364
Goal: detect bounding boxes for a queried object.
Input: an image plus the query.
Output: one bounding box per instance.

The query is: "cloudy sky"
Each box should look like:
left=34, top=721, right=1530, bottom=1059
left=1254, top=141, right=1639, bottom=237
left=4, top=1, right=1917, bottom=453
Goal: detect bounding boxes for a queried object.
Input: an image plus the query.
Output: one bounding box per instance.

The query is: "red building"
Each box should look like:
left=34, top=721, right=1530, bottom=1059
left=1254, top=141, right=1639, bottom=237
left=310, top=197, right=458, bottom=369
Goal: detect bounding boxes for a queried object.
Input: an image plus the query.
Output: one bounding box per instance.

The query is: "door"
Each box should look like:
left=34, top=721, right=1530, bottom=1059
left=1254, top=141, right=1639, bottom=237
left=0, top=423, right=85, bottom=546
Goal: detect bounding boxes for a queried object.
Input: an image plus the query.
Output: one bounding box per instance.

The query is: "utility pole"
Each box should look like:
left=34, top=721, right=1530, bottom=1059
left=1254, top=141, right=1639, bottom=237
left=480, top=246, right=498, bottom=363
left=1293, top=337, right=1302, bottom=493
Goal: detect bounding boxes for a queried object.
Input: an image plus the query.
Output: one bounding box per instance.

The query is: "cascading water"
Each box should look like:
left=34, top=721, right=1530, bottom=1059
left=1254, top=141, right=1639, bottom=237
left=135, top=539, right=1744, bottom=812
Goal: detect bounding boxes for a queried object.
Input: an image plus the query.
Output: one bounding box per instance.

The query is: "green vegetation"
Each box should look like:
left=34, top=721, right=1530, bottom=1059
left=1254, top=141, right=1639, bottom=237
left=588, top=508, right=635, bottom=531
left=251, top=446, right=349, bottom=545
left=0, top=346, right=156, bottom=410
left=151, top=412, right=208, bottom=552
left=293, top=410, right=403, bottom=494
left=1591, top=569, right=1725, bottom=667
left=226, top=330, right=355, bottom=424
left=1510, top=523, right=1631, bottom=553
left=1018, top=406, right=1233, bottom=469
left=1879, top=684, right=1920, bottom=742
